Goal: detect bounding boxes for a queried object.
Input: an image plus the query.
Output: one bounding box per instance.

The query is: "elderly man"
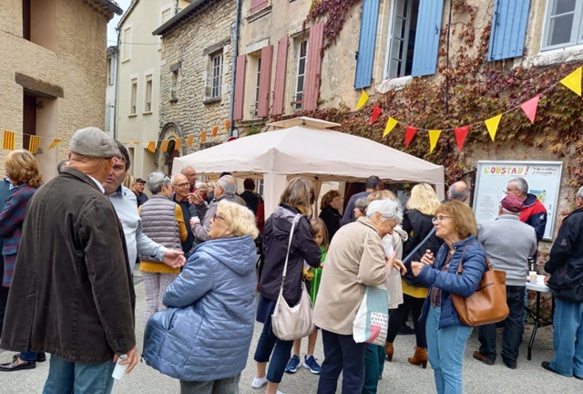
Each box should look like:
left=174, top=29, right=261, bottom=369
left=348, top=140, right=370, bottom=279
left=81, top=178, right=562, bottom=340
left=506, top=177, right=547, bottom=242
left=103, top=143, right=185, bottom=273
left=0, top=127, right=137, bottom=392
left=341, top=176, right=383, bottom=225
left=181, top=165, right=197, bottom=193
left=172, top=173, right=207, bottom=256
left=133, top=178, right=148, bottom=207
left=447, top=181, right=470, bottom=203
left=541, top=187, right=583, bottom=380
left=473, top=194, right=537, bottom=369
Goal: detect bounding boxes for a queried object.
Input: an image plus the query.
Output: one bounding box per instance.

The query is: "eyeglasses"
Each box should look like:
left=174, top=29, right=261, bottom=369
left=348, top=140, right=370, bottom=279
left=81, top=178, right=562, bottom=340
left=505, top=188, right=518, bottom=194
left=432, top=215, right=451, bottom=223
left=173, top=182, right=190, bottom=188
left=213, top=213, right=225, bottom=221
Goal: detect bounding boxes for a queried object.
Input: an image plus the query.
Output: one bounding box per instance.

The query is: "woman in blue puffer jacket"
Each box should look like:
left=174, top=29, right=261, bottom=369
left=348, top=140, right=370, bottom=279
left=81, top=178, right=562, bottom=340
left=411, top=201, right=487, bottom=394
left=143, top=200, right=259, bottom=394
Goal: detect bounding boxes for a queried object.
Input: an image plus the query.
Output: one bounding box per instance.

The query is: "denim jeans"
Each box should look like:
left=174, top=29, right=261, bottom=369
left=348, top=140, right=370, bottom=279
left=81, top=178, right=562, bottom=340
left=317, top=330, right=367, bottom=394
left=478, top=286, right=525, bottom=365
left=426, top=305, right=472, bottom=394
left=362, top=344, right=385, bottom=394
left=43, top=354, right=116, bottom=394
left=549, top=299, right=583, bottom=377
left=180, top=374, right=240, bottom=394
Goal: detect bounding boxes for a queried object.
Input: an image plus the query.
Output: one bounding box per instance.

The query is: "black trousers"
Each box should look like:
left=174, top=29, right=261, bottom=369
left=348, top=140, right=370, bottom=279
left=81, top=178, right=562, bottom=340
left=386, top=294, right=427, bottom=348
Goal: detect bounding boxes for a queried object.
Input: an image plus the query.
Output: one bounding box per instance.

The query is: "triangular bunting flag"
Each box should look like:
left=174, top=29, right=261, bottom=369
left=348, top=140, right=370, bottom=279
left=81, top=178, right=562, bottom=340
left=201, top=131, right=207, bottom=143
left=429, top=130, right=441, bottom=154
left=48, top=138, right=62, bottom=150
left=3, top=130, right=15, bottom=150
left=454, top=126, right=469, bottom=152
left=186, top=135, right=194, bottom=147
left=175, top=138, right=182, bottom=150
left=212, top=126, right=219, bottom=137
left=160, top=140, right=169, bottom=152
left=146, top=141, right=156, bottom=153
left=355, top=90, right=369, bottom=110
left=225, top=120, right=231, bottom=132
left=383, top=117, right=398, bottom=137
left=405, top=126, right=417, bottom=148
left=520, top=95, right=540, bottom=124
left=28, top=135, right=40, bottom=154
left=560, top=67, right=582, bottom=96
left=485, top=114, right=502, bottom=141
left=370, top=105, right=382, bottom=125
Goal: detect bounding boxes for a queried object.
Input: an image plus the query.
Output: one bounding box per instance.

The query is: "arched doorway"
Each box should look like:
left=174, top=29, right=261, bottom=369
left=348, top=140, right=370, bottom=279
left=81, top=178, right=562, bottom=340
left=156, top=122, right=183, bottom=175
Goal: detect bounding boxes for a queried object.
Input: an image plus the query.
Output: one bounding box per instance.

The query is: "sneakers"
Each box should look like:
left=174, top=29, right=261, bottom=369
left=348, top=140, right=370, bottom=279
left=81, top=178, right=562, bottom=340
left=285, top=355, right=301, bottom=374
left=251, top=376, right=268, bottom=389
left=303, top=355, right=321, bottom=374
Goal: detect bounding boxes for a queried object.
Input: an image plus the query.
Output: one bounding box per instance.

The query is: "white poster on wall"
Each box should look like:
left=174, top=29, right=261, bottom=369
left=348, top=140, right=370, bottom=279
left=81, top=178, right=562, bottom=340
left=474, top=161, right=563, bottom=241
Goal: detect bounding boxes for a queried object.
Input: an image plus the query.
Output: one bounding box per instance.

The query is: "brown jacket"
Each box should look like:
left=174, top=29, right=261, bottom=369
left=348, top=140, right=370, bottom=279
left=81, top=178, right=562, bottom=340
left=313, top=217, right=388, bottom=335
left=0, top=168, right=136, bottom=363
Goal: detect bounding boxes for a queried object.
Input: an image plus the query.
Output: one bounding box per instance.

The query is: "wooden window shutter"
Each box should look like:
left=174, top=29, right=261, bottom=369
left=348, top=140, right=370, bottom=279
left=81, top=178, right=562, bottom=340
left=271, top=36, right=289, bottom=116
left=257, top=45, right=274, bottom=118
left=303, top=23, right=324, bottom=111
left=233, top=54, right=247, bottom=121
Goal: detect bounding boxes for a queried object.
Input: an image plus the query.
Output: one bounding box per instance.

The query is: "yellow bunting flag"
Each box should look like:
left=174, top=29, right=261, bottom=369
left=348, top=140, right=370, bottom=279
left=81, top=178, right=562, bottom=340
left=146, top=141, right=156, bottom=153
left=383, top=117, right=398, bottom=137
left=28, top=135, right=40, bottom=154
left=225, top=120, right=231, bottom=132
left=48, top=138, right=62, bottom=150
left=212, top=126, right=219, bottom=137
left=355, top=90, right=369, bottom=110
left=186, top=135, right=194, bottom=147
left=175, top=138, right=182, bottom=150
left=428, top=130, right=441, bottom=154
left=160, top=140, right=169, bottom=152
left=484, top=114, right=502, bottom=141
left=201, top=131, right=207, bottom=143
left=2, top=130, right=15, bottom=150
left=560, top=67, right=582, bottom=96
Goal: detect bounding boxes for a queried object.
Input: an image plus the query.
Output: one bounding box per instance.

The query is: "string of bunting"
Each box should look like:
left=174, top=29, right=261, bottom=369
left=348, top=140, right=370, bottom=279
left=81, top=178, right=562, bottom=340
left=355, top=67, right=582, bottom=153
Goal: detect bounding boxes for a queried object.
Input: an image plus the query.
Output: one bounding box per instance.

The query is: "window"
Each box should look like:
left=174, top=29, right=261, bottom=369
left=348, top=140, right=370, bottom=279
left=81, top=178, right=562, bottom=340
left=210, top=52, right=223, bottom=98
left=253, top=57, right=262, bottom=116
left=144, top=75, right=153, bottom=113
left=542, top=0, right=583, bottom=51
left=122, top=27, right=131, bottom=62
left=130, top=79, right=137, bottom=115
left=22, top=0, right=56, bottom=50
left=107, top=57, right=116, bottom=86
left=386, top=0, right=419, bottom=78
left=171, top=70, right=180, bottom=101
left=293, top=40, right=308, bottom=110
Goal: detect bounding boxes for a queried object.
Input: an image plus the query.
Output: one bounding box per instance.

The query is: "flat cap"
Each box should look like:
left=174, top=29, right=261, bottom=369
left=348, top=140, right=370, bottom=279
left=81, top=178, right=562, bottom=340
left=135, top=178, right=146, bottom=183
left=500, top=194, right=523, bottom=213
left=69, top=127, right=121, bottom=158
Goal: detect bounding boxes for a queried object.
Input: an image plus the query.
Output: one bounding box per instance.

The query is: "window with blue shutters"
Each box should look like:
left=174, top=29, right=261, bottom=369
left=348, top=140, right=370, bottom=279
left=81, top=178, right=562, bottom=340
left=488, top=0, right=531, bottom=61
left=354, top=0, right=380, bottom=89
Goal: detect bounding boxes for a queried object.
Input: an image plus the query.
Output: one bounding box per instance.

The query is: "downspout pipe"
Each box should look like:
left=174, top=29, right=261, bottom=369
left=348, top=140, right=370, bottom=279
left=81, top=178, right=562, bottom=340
left=228, top=0, right=242, bottom=137
left=113, top=27, right=121, bottom=140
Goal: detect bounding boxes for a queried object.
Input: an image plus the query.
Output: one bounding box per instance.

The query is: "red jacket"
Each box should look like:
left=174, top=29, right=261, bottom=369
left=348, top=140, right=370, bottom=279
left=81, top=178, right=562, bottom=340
left=520, top=193, right=547, bottom=242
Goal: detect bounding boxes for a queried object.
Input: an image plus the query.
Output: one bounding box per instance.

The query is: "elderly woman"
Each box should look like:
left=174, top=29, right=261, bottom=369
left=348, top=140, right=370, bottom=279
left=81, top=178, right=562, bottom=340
left=319, top=190, right=342, bottom=240
left=314, top=199, right=405, bottom=394
left=0, top=150, right=44, bottom=371
left=252, top=177, right=321, bottom=394
left=144, top=200, right=259, bottom=393
left=411, top=201, right=487, bottom=394
left=139, top=172, right=187, bottom=323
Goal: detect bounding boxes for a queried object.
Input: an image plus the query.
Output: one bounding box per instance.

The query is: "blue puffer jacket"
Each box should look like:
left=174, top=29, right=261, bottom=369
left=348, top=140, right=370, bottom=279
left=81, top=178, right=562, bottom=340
left=418, top=235, right=487, bottom=329
left=143, top=235, right=257, bottom=381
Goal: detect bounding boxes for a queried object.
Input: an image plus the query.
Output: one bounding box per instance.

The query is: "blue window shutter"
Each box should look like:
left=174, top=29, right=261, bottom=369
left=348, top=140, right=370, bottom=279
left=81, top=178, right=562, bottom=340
left=354, top=0, right=380, bottom=89
left=488, top=0, right=530, bottom=61
left=411, top=0, right=445, bottom=77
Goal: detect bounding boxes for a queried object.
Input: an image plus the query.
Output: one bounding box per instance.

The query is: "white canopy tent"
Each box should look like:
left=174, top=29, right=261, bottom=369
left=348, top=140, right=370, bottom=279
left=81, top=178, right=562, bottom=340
left=172, top=117, right=445, bottom=216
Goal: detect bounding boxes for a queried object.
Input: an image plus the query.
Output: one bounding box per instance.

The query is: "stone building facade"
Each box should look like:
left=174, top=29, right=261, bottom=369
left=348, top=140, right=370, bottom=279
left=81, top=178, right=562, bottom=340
left=0, top=0, right=121, bottom=179
left=153, top=0, right=236, bottom=175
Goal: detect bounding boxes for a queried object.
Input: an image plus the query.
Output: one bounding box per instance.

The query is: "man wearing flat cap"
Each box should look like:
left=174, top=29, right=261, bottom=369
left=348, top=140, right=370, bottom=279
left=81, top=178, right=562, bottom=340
left=1, top=127, right=138, bottom=392
left=133, top=177, right=148, bottom=207
left=473, top=194, right=537, bottom=369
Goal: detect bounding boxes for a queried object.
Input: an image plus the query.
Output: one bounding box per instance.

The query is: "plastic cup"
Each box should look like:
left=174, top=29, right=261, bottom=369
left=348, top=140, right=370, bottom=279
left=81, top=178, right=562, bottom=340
left=112, top=354, right=128, bottom=380
left=529, top=271, right=538, bottom=284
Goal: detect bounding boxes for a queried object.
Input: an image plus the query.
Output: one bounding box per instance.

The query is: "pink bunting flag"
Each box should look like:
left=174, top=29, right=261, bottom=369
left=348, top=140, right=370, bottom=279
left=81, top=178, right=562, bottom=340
left=405, top=126, right=417, bottom=148
left=454, top=126, right=469, bottom=152
left=520, top=95, right=540, bottom=124
left=370, top=105, right=382, bottom=125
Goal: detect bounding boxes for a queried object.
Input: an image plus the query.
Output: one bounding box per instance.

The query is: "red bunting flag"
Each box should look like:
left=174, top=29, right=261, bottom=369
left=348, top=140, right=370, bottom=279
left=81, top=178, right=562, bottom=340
left=370, top=105, right=382, bottom=125
left=520, top=95, right=540, bottom=124
left=454, top=126, right=469, bottom=152
left=405, top=126, right=417, bottom=148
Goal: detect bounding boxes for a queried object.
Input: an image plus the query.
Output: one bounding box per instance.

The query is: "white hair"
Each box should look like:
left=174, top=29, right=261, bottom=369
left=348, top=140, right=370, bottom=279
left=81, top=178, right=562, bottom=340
left=366, top=199, right=403, bottom=224
left=577, top=186, right=583, bottom=200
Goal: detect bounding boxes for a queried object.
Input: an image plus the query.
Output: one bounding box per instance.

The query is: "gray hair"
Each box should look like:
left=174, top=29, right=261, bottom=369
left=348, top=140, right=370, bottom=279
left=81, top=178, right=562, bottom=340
left=509, top=177, right=528, bottom=194
left=146, top=172, right=171, bottom=194
left=196, top=181, right=208, bottom=191
left=366, top=199, right=403, bottom=224
left=355, top=196, right=369, bottom=213
left=447, top=181, right=469, bottom=201
left=180, top=165, right=195, bottom=175
left=577, top=187, right=583, bottom=200
left=217, top=175, right=236, bottom=195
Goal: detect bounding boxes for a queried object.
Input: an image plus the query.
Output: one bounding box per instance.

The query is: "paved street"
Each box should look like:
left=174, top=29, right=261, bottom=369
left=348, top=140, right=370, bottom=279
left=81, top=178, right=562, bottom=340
left=0, top=268, right=581, bottom=394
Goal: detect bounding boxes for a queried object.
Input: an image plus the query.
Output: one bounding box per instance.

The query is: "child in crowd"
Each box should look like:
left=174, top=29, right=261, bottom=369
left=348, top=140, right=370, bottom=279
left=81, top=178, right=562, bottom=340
left=284, top=218, right=329, bottom=375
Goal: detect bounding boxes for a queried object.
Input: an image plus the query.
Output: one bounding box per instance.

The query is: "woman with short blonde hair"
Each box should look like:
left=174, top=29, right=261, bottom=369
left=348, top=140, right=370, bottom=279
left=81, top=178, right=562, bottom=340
left=213, top=200, right=259, bottom=239
left=406, top=183, right=441, bottom=216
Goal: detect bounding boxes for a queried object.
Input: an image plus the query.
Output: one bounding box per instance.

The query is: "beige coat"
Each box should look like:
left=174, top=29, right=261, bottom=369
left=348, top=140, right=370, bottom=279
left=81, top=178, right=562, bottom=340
left=313, top=217, right=388, bottom=335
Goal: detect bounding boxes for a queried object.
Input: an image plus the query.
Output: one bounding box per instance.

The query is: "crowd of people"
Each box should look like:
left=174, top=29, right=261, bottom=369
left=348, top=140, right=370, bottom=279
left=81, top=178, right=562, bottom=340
left=0, top=127, right=581, bottom=394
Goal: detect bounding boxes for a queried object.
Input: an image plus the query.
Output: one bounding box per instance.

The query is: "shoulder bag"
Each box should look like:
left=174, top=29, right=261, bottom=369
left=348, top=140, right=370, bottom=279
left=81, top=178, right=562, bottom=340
left=271, top=214, right=315, bottom=341
left=450, top=244, right=509, bottom=326
left=402, top=228, right=435, bottom=287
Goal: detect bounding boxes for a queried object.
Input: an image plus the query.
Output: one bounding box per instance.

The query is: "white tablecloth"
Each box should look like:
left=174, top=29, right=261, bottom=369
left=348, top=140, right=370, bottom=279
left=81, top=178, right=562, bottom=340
left=526, top=274, right=551, bottom=293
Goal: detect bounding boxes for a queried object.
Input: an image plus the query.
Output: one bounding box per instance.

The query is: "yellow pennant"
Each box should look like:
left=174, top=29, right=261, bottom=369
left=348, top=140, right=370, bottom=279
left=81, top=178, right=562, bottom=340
left=484, top=114, right=502, bottom=141
left=28, top=135, right=40, bottom=154
left=146, top=141, right=156, bottom=153
left=160, top=140, right=169, bottom=152
left=355, top=90, right=369, bottom=110
left=186, top=135, right=194, bottom=147
left=48, top=138, right=62, bottom=150
left=175, top=137, right=182, bottom=150
left=383, top=117, right=398, bottom=137
left=428, top=130, right=441, bottom=153
left=560, top=67, right=582, bottom=96
left=2, top=130, right=15, bottom=150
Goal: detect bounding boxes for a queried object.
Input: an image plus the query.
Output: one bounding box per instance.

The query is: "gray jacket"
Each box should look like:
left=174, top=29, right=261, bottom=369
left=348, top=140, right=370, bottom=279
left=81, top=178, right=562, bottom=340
left=140, top=195, right=182, bottom=259
left=478, top=214, right=537, bottom=286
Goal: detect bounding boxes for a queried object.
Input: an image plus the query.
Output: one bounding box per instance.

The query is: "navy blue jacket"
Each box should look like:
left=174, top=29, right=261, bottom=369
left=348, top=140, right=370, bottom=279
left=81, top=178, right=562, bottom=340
left=418, top=235, right=487, bottom=329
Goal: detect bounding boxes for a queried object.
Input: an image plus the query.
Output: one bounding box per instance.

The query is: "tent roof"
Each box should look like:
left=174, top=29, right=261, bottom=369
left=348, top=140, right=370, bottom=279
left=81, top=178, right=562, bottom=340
left=172, top=117, right=443, bottom=185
